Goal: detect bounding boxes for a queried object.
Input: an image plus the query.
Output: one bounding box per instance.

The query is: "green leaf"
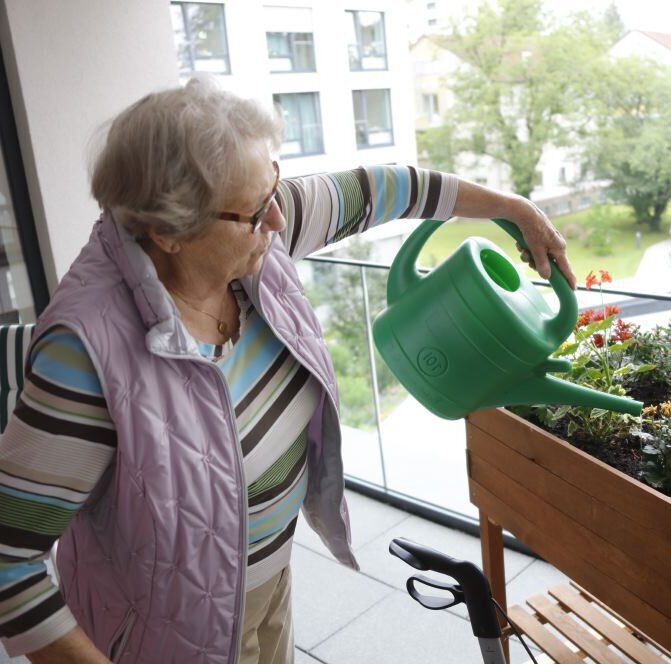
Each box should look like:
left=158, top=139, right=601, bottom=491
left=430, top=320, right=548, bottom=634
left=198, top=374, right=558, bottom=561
left=613, top=364, right=633, bottom=375
left=572, top=354, right=591, bottom=368
left=583, top=317, right=616, bottom=334
left=554, top=343, right=579, bottom=356
left=590, top=408, right=609, bottom=419
left=567, top=420, right=579, bottom=436
left=608, top=341, right=633, bottom=353
left=633, top=363, right=656, bottom=374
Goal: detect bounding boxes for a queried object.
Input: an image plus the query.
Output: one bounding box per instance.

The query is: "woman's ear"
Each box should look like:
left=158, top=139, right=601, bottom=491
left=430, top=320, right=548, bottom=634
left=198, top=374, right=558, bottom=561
left=147, top=228, right=181, bottom=254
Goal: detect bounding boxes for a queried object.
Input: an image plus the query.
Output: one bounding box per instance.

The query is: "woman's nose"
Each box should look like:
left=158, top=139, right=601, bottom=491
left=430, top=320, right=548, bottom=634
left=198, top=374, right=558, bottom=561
left=262, top=199, right=286, bottom=233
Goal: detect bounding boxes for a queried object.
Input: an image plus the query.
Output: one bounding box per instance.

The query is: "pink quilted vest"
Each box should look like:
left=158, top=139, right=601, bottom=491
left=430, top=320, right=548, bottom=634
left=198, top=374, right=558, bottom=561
left=30, top=211, right=357, bottom=663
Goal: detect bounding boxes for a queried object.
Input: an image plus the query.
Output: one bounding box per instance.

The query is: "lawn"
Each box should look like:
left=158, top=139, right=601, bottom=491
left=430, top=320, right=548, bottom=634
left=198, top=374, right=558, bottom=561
left=419, top=205, right=671, bottom=285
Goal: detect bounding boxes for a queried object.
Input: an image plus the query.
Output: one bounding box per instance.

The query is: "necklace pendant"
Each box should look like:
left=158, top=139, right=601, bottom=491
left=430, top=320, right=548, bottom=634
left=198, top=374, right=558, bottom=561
left=217, top=321, right=227, bottom=335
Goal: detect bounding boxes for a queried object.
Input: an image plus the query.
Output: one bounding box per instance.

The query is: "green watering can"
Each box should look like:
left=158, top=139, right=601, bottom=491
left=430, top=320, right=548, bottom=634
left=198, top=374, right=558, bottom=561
left=372, top=218, right=643, bottom=420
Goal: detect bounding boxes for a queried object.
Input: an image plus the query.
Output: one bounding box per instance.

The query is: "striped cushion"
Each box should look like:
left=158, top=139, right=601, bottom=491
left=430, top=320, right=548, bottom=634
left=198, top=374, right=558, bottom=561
left=0, top=324, right=36, bottom=433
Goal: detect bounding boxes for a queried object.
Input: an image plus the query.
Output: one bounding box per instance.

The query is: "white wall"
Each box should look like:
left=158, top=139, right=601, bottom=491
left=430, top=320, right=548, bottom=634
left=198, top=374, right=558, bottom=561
left=0, top=0, right=178, bottom=287
left=611, top=31, right=671, bottom=65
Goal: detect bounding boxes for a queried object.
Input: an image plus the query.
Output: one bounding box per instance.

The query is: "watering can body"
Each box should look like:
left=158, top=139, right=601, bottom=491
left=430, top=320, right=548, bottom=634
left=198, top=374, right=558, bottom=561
left=372, top=219, right=643, bottom=420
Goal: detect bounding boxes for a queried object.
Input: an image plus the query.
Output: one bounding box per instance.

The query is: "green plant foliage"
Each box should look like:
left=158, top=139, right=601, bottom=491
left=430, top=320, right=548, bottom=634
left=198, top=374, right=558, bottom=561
left=305, top=238, right=401, bottom=430
left=635, top=404, right=671, bottom=493
left=510, top=277, right=671, bottom=494
left=625, top=324, right=671, bottom=394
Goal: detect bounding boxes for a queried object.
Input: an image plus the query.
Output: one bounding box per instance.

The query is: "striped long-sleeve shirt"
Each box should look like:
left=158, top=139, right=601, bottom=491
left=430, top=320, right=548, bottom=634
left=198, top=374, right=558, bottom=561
left=0, top=165, right=458, bottom=656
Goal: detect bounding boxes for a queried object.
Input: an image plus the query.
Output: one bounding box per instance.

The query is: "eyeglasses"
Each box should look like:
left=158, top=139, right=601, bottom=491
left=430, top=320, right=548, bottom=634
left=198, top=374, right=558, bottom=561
left=217, top=161, right=280, bottom=233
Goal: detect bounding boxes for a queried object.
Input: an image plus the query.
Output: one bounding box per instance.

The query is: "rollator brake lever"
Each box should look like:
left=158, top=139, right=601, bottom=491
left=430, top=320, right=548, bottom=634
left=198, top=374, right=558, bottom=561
left=406, top=574, right=465, bottom=610
left=389, top=537, right=501, bottom=639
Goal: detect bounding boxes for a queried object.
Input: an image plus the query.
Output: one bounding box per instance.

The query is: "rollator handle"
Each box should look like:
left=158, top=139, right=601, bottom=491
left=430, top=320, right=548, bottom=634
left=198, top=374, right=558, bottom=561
left=390, top=538, right=501, bottom=639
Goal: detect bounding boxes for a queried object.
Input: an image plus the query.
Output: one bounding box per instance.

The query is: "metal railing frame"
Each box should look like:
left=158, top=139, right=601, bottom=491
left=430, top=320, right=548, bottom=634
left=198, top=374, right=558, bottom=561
left=305, top=253, right=671, bottom=556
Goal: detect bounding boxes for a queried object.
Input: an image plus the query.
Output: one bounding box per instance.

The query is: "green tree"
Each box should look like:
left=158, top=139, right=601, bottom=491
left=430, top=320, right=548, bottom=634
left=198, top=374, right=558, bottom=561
left=435, top=0, right=613, bottom=198
left=588, top=57, right=671, bottom=231
left=603, top=2, right=626, bottom=42
left=416, top=122, right=458, bottom=172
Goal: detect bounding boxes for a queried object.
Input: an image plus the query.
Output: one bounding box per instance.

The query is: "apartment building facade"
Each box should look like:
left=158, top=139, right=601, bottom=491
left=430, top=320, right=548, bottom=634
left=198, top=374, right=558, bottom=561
left=0, top=0, right=416, bottom=323
left=172, top=1, right=417, bottom=178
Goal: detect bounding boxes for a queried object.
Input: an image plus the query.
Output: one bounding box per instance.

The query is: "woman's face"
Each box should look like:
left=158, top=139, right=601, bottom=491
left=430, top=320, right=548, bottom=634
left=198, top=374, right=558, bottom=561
left=173, top=158, right=286, bottom=284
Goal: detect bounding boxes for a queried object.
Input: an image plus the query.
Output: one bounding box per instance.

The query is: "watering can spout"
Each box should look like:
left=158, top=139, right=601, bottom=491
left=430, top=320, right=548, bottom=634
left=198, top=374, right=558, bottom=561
left=481, top=374, right=643, bottom=417
left=387, top=219, right=447, bottom=304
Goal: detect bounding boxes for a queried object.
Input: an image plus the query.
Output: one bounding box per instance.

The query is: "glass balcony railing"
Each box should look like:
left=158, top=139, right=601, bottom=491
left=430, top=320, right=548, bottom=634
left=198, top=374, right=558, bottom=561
left=301, top=253, right=671, bottom=537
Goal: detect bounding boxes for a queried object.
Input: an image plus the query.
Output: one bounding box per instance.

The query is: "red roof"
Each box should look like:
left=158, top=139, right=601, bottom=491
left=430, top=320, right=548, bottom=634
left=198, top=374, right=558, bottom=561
left=640, top=31, right=671, bottom=50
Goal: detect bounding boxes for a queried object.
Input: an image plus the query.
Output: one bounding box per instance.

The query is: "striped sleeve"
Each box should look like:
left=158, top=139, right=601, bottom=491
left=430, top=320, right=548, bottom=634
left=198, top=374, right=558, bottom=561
left=277, top=164, right=459, bottom=260
left=0, top=326, right=116, bottom=657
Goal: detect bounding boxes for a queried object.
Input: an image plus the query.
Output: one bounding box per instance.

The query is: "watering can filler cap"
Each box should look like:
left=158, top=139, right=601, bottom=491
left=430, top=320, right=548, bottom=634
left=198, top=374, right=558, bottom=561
left=372, top=218, right=643, bottom=420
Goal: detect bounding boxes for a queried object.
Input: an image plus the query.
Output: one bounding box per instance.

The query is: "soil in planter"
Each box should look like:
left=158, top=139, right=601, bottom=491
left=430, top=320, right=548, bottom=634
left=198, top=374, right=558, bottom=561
left=511, top=382, right=670, bottom=496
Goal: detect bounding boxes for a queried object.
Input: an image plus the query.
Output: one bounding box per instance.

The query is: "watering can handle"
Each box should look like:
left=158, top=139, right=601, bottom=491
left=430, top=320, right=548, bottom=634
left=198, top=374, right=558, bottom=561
left=492, top=218, right=577, bottom=344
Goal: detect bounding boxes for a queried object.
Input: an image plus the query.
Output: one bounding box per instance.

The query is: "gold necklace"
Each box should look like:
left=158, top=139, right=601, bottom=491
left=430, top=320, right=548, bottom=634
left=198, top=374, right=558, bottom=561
left=169, top=287, right=229, bottom=336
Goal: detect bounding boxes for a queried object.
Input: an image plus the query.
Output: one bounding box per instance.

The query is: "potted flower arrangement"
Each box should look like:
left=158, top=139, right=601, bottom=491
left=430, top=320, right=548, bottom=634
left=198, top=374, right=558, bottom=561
left=465, top=269, right=671, bottom=651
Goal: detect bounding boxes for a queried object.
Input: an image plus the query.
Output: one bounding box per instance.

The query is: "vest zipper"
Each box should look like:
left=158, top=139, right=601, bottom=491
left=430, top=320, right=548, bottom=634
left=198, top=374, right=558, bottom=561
left=204, top=359, right=249, bottom=664
left=107, top=607, right=138, bottom=662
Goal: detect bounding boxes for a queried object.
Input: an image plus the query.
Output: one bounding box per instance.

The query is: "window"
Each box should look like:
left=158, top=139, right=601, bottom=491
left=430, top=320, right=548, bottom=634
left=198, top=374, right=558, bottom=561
left=559, top=166, right=567, bottom=184
left=0, top=159, right=35, bottom=323
left=0, top=49, right=46, bottom=322
left=428, top=18, right=437, bottom=27
left=422, top=93, right=439, bottom=119
left=346, top=11, right=387, bottom=71
left=170, top=2, right=231, bottom=75
left=427, top=2, right=436, bottom=9
left=352, top=89, right=394, bottom=148
left=267, top=32, right=316, bottom=72
left=273, top=93, right=324, bottom=157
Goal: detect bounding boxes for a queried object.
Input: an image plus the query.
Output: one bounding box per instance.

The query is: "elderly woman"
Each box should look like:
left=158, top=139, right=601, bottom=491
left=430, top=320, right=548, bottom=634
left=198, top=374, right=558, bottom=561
left=0, top=78, right=575, bottom=664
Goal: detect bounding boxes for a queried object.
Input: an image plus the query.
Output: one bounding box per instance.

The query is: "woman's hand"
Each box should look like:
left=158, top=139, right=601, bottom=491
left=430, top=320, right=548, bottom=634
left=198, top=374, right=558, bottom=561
left=506, top=195, right=577, bottom=289
left=451, top=178, right=577, bottom=289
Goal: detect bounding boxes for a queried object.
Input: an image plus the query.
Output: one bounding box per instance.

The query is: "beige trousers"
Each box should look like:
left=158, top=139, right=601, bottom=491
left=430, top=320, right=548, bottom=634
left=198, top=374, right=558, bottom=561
left=240, top=567, right=294, bottom=664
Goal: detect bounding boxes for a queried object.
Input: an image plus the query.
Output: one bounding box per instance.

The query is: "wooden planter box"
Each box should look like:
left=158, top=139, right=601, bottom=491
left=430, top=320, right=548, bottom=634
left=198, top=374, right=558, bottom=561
left=466, top=407, right=671, bottom=655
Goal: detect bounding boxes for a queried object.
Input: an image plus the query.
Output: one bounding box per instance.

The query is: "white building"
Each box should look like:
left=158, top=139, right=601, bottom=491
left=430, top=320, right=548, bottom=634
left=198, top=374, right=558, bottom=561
left=0, top=0, right=417, bottom=304
left=170, top=1, right=417, bottom=179
left=610, top=30, right=671, bottom=64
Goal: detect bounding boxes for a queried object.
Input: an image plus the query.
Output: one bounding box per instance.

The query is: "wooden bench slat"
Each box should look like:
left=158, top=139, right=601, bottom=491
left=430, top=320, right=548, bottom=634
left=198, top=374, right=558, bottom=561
left=508, top=605, right=584, bottom=663
left=549, top=585, right=663, bottom=664
left=527, top=594, right=622, bottom=664
left=569, top=582, right=671, bottom=659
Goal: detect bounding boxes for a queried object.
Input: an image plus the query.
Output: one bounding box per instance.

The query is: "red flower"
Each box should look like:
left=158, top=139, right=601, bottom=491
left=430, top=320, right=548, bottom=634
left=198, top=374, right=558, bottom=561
left=585, top=269, right=614, bottom=290
left=612, top=319, right=634, bottom=342
left=585, top=271, right=598, bottom=290
left=592, top=333, right=605, bottom=348
left=605, top=305, right=620, bottom=317
left=575, top=309, right=595, bottom=328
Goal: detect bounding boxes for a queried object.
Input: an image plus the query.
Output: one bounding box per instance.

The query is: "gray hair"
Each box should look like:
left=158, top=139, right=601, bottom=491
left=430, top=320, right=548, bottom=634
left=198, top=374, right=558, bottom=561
left=90, top=76, right=282, bottom=239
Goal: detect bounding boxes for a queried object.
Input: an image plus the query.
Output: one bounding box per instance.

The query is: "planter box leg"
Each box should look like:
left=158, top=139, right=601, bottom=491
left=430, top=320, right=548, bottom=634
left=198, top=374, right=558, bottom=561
left=480, top=510, right=510, bottom=662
